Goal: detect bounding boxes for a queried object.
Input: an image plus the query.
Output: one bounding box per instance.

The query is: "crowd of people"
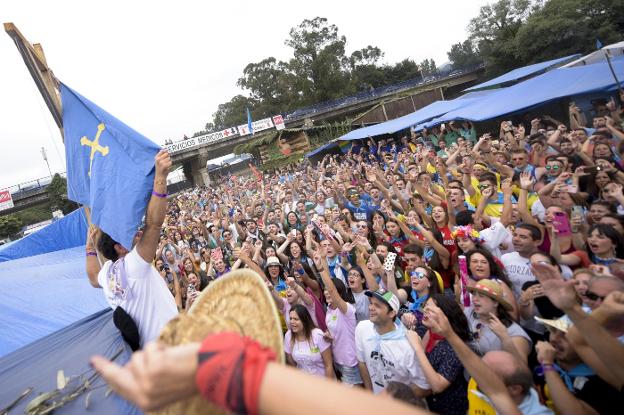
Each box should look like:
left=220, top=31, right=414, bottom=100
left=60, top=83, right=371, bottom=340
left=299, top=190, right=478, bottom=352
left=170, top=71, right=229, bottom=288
left=92, top=97, right=624, bottom=414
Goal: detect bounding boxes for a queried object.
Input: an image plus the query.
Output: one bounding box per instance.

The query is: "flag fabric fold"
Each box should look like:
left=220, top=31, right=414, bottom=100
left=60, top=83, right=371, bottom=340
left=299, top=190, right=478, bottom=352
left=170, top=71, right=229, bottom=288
left=60, top=83, right=161, bottom=250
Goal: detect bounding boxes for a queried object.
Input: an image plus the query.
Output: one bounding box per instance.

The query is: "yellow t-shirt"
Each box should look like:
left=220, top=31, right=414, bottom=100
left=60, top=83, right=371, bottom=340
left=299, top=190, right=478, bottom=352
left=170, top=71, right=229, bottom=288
left=467, top=378, right=496, bottom=415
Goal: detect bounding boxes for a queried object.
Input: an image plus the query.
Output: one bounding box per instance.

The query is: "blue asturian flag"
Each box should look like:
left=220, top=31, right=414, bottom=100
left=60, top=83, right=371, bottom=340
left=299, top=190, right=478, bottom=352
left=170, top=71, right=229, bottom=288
left=246, top=107, right=254, bottom=135
left=60, top=83, right=161, bottom=250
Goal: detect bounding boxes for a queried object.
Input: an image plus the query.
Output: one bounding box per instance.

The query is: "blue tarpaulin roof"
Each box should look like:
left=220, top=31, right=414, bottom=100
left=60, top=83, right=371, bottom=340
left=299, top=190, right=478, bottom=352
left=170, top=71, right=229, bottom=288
left=305, top=140, right=339, bottom=158
left=440, top=56, right=624, bottom=122
left=0, top=245, right=108, bottom=356
left=464, top=54, right=580, bottom=92
left=0, top=207, right=88, bottom=263
left=0, top=309, right=139, bottom=415
left=337, top=95, right=486, bottom=141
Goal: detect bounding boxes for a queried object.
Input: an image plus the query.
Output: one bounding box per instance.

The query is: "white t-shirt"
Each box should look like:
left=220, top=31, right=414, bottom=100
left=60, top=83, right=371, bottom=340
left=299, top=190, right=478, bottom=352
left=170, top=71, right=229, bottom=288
left=355, top=320, right=429, bottom=393
left=501, top=252, right=535, bottom=299
left=480, top=220, right=511, bottom=258
left=284, top=328, right=330, bottom=377
left=353, top=291, right=370, bottom=322
left=98, top=248, right=178, bottom=346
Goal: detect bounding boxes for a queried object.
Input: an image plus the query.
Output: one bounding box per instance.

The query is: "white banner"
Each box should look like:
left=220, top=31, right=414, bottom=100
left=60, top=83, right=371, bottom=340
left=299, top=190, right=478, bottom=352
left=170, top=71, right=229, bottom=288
left=273, top=115, right=285, bottom=130
left=237, top=117, right=275, bottom=136
left=0, top=189, right=14, bottom=211
left=164, top=127, right=239, bottom=154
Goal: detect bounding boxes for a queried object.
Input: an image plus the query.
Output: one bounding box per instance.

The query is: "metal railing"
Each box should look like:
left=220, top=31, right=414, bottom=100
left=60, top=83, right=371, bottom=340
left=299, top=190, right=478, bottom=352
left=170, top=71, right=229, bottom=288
left=5, top=172, right=67, bottom=198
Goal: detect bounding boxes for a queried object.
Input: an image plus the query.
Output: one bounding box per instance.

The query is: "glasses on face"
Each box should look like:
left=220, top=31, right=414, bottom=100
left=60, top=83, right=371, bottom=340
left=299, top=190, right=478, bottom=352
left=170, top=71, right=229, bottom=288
left=477, top=184, right=491, bottom=190
left=357, top=224, right=368, bottom=229
left=585, top=291, right=605, bottom=302
left=410, top=271, right=426, bottom=280
left=545, top=165, right=560, bottom=170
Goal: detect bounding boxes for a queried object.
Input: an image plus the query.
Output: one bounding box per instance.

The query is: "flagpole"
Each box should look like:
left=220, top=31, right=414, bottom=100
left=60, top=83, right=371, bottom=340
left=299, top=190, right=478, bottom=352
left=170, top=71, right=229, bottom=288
left=5, top=23, right=94, bottom=232
left=605, top=49, right=623, bottom=96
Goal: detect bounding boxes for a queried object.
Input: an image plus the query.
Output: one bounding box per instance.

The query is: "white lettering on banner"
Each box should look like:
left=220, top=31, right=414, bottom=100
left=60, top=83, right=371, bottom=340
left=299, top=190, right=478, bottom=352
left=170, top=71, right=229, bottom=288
left=237, top=118, right=275, bottom=136
left=0, top=189, right=14, bottom=211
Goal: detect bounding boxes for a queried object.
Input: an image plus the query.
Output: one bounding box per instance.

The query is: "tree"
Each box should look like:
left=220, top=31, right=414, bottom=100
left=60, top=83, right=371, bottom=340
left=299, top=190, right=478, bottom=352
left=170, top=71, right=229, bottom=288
left=382, top=59, right=422, bottom=84
left=447, top=39, right=483, bottom=69
left=515, top=0, right=624, bottom=64
left=419, top=59, right=438, bottom=77
left=285, top=17, right=353, bottom=103
left=0, top=214, right=22, bottom=238
left=212, top=95, right=257, bottom=130
left=47, top=173, right=78, bottom=214
left=467, top=0, right=534, bottom=75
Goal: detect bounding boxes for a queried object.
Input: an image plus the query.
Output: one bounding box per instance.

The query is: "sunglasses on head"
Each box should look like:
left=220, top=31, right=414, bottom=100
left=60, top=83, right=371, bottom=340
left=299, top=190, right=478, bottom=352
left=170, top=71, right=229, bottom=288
left=585, top=291, right=605, bottom=302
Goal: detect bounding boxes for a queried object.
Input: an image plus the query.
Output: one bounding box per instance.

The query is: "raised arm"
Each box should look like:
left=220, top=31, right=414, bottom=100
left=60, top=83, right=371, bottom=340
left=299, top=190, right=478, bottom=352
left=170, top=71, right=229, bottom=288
left=137, top=150, right=172, bottom=263
left=312, top=249, right=348, bottom=314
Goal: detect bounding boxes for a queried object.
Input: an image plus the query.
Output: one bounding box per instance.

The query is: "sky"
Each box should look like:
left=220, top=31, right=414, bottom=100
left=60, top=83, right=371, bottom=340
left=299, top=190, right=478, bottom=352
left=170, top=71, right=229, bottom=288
left=0, top=0, right=486, bottom=189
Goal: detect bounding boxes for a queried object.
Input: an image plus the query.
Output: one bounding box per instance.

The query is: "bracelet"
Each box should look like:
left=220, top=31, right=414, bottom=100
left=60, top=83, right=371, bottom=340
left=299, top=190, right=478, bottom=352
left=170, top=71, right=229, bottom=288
left=86, top=251, right=97, bottom=257
left=152, top=190, right=167, bottom=198
left=541, top=363, right=556, bottom=373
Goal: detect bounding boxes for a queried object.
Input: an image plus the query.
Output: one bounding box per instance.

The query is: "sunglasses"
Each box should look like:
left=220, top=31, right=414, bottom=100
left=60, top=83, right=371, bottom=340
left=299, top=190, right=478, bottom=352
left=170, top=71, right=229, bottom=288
left=477, top=184, right=491, bottom=190
left=473, top=322, right=483, bottom=340
left=410, top=271, right=427, bottom=280
left=585, top=291, right=605, bottom=302
left=357, top=224, right=368, bottom=228
left=545, top=165, right=560, bottom=170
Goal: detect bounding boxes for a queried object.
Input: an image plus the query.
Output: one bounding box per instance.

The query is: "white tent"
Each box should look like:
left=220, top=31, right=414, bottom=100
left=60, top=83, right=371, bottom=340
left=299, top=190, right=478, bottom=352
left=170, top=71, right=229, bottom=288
left=563, top=41, right=624, bottom=67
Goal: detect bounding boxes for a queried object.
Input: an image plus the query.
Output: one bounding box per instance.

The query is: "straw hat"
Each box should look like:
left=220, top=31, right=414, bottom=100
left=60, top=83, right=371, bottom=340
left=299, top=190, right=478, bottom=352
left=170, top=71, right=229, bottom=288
left=467, top=279, right=513, bottom=311
left=535, top=316, right=571, bottom=333
left=155, top=269, right=284, bottom=415
left=264, top=256, right=283, bottom=269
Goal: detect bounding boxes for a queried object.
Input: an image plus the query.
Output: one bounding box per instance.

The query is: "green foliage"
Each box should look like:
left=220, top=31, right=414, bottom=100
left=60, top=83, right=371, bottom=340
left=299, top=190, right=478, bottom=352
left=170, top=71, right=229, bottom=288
left=208, top=17, right=426, bottom=132
left=47, top=174, right=79, bottom=214
left=459, top=0, right=624, bottom=76
left=448, top=40, right=483, bottom=69
left=419, top=59, right=438, bottom=77
left=13, top=203, right=52, bottom=227
left=0, top=214, right=22, bottom=238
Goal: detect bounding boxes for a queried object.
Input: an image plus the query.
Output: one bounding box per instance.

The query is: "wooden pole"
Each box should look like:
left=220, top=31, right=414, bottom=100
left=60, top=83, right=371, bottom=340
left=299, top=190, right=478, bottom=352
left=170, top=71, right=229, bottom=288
left=5, top=23, right=93, bottom=228
left=4, top=22, right=63, bottom=136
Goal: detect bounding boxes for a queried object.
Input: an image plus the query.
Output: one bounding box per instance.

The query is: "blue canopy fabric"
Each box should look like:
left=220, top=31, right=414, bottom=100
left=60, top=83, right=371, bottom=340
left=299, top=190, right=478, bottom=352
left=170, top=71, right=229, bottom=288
left=441, top=56, right=624, bottom=122
left=338, top=96, right=485, bottom=141
left=464, top=54, right=580, bottom=92
left=0, top=309, right=140, bottom=415
left=305, top=140, right=338, bottom=158
left=0, top=245, right=108, bottom=356
left=0, top=207, right=88, bottom=263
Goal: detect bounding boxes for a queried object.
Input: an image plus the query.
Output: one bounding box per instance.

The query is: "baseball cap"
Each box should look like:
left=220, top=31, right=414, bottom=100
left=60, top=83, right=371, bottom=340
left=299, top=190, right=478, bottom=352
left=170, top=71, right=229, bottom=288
left=365, top=289, right=400, bottom=312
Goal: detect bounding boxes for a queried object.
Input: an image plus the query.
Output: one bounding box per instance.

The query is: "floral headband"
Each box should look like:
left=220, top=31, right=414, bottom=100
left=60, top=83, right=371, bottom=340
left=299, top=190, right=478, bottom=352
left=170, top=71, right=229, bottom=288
left=451, top=225, right=484, bottom=243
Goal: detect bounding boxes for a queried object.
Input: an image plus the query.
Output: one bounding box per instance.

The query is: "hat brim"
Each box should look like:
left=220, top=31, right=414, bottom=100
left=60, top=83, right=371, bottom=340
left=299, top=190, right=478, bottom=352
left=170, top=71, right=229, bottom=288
left=156, top=269, right=284, bottom=415
left=535, top=316, right=569, bottom=333
left=365, top=291, right=393, bottom=311
left=467, top=285, right=513, bottom=311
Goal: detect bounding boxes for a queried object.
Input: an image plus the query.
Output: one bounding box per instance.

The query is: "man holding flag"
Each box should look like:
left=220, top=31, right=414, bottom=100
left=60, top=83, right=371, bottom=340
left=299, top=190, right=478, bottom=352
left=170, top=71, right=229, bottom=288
left=59, top=83, right=178, bottom=349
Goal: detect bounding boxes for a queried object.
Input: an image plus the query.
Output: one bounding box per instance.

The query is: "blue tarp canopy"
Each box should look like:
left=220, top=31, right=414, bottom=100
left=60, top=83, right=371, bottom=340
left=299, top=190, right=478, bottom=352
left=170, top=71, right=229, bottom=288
left=0, top=245, right=109, bottom=356
left=305, top=140, right=339, bottom=158
left=440, top=56, right=624, bottom=122
left=0, top=207, right=88, bottom=263
left=464, top=54, right=580, bottom=92
left=0, top=309, right=139, bottom=414
left=337, top=95, right=486, bottom=141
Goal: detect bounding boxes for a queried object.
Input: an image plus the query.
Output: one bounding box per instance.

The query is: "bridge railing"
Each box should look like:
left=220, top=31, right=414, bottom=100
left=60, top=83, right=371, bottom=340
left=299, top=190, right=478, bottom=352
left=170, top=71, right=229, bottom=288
left=283, top=64, right=485, bottom=121
left=6, top=172, right=67, bottom=199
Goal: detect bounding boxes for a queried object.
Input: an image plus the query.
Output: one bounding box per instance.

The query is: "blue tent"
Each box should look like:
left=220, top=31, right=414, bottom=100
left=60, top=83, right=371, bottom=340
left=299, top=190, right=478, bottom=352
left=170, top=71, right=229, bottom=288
left=337, top=95, right=486, bottom=141
left=464, top=54, right=580, bottom=92
left=305, top=140, right=339, bottom=158
left=0, top=309, right=139, bottom=414
left=441, top=56, right=624, bottom=122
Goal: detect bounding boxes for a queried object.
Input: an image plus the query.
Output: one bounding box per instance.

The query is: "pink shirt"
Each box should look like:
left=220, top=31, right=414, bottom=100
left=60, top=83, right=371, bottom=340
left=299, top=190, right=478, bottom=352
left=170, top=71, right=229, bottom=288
left=326, top=303, right=358, bottom=367
left=284, top=328, right=330, bottom=377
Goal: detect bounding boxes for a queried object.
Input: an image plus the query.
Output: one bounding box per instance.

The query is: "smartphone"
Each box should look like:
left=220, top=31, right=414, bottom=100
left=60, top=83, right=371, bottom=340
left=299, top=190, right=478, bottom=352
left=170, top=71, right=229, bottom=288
left=383, top=252, right=398, bottom=272
left=553, top=212, right=572, bottom=236
left=571, top=205, right=584, bottom=222
left=584, top=166, right=600, bottom=175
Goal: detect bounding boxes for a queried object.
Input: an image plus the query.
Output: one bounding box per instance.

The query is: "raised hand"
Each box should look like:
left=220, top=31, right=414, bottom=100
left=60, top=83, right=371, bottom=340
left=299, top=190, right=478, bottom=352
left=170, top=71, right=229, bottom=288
left=519, top=171, right=534, bottom=190
left=531, top=262, right=578, bottom=311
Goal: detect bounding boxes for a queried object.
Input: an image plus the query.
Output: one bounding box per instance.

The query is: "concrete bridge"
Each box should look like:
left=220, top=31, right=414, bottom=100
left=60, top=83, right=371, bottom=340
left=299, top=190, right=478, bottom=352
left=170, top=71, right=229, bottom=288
left=165, top=65, right=485, bottom=186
